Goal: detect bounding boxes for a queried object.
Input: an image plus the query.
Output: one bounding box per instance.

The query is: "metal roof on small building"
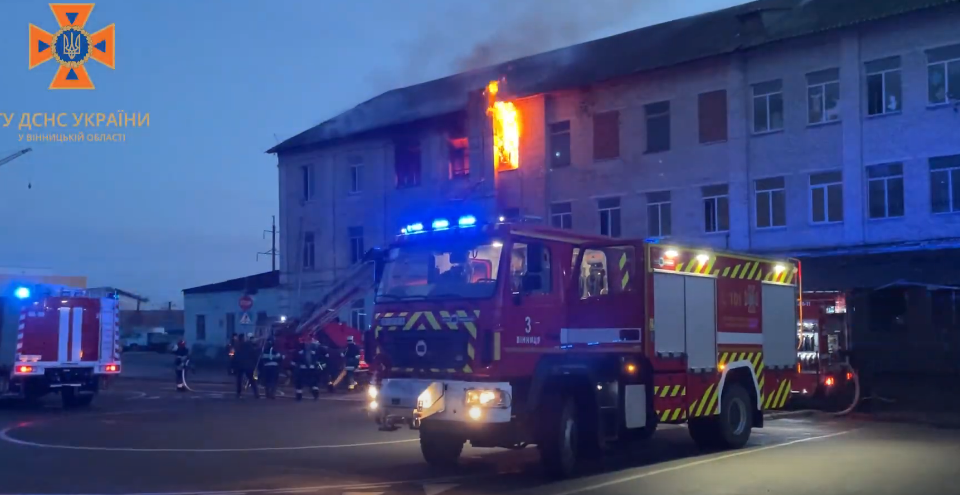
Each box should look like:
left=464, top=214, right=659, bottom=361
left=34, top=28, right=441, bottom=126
left=182, top=271, right=280, bottom=295
left=268, top=0, right=959, bottom=155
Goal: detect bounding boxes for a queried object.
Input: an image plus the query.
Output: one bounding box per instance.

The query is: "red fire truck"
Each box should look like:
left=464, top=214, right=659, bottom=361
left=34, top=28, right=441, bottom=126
left=366, top=217, right=803, bottom=477
left=0, top=281, right=122, bottom=407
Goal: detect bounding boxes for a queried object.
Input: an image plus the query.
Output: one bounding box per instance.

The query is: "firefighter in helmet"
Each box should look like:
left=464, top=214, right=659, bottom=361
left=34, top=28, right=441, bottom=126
left=342, top=335, right=361, bottom=391
left=259, top=336, right=283, bottom=399
left=174, top=340, right=189, bottom=392
left=234, top=333, right=260, bottom=399
left=294, top=339, right=322, bottom=401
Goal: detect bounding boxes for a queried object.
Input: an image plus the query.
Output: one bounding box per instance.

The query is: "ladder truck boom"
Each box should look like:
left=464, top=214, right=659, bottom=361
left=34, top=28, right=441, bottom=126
left=0, top=148, right=32, bottom=168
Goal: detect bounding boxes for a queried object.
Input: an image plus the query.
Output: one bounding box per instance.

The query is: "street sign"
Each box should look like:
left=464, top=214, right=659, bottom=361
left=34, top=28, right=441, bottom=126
left=239, top=294, right=254, bottom=311
left=239, top=312, right=252, bottom=325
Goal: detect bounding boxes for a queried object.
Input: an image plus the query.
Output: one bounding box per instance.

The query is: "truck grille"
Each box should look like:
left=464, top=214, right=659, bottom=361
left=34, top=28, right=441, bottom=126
left=382, top=330, right=469, bottom=370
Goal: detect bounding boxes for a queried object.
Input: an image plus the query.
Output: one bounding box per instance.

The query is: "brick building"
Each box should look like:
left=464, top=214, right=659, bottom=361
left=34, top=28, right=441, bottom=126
left=269, top=0, right=960, bottom=374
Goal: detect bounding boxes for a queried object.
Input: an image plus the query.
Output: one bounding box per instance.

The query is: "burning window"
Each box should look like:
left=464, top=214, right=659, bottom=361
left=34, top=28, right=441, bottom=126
left=486, top=81, right=520, bottom=171
left=394, top=138, right=421, bottom=188
left=449, top=137, right=469, bottom=179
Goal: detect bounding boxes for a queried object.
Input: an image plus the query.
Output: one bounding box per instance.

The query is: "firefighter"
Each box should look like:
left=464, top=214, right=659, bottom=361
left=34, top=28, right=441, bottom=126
left=259, top=336, right=283, bottom=399
left=294, top=340, right=321, bottom=401
left=174, top=340, right=189, bottom=392
left=342, top=335, right=361, bottom=391
left=234, top=333, right=260, bottom=399
left=315, top=340, right=332, bottom=393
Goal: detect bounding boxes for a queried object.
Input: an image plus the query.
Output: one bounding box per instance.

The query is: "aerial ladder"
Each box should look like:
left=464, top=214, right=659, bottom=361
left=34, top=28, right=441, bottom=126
left=296, top=248, right=387, bottom=336
left=0, top=148, right=32, bottom=169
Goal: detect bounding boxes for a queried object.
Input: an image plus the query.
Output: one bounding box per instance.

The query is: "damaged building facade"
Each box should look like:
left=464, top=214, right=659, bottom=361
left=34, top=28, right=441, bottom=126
left=270, top=0, right=960, bottom=376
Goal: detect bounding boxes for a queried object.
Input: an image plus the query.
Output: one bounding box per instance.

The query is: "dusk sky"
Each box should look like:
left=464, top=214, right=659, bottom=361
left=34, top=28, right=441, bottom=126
left=0, top=0, right=747, bottom=308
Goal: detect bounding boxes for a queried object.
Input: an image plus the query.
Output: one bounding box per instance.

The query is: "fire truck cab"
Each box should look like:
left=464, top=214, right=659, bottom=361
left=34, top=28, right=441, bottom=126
left=368, top=217, right=800, bottom=477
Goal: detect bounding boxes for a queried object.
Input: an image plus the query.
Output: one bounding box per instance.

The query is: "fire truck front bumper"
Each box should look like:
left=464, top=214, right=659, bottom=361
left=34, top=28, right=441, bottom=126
left=368, top=378, right=512, bottom=430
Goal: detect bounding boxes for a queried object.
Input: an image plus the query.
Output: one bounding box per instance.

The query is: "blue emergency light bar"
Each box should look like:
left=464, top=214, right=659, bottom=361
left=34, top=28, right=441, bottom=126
left=14, top=286, right=30, bottom=299
left=400, top=215, right=481, bottom=235
left=432, top=219, right=450, bottom=230
left=458, top=215, right=477, bottom=227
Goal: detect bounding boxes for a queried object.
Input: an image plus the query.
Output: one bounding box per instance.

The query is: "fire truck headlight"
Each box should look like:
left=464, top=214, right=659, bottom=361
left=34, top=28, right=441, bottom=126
left=368, top=385, right=378, bottom=400
left=417, top=390, right=432, bottom=411
left=465, top=388, right=507, bottom=407
left=369, top=400, right=378, bottom=411
left=468, top=406, right=482, bottom=420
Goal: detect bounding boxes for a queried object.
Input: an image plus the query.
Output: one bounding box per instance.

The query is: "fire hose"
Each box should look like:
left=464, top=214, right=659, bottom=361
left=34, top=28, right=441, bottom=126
left=823, top=359, right=895, bottom=417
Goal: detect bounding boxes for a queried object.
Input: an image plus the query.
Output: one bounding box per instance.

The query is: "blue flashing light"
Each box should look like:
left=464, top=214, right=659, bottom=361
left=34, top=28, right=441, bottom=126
left=645, top=237, right=661, bottom=244
left=458, top=215, right=477, bottom=227
left=14, top=286, right=30, bottom=299
left=432, top=219, right=450, bottom=230
left=407, top=223, right=424, bottom=233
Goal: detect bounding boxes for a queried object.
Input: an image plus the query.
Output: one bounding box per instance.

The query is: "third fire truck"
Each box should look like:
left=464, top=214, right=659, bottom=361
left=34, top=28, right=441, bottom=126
left=366, top=216, right=805, bottom=477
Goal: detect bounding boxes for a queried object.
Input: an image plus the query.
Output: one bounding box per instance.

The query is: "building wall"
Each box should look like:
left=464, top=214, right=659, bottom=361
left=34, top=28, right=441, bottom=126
left=276, top=8, right=960, bottom=317
left=183, top=288, right=282, bottom=354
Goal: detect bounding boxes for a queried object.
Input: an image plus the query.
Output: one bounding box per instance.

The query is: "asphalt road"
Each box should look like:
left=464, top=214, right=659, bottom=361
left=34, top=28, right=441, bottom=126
left=1, top=379, right=958, bottom=495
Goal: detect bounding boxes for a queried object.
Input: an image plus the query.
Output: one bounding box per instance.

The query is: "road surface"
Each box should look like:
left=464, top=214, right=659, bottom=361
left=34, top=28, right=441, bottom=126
left=0, top=379, right=957, bottom=495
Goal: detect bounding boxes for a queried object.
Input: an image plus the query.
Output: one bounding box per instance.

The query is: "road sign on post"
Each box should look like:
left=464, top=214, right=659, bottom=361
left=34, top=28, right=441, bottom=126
left=239, top=294, right=254, bottom=311
left=239, top=312, right=252, bottom=325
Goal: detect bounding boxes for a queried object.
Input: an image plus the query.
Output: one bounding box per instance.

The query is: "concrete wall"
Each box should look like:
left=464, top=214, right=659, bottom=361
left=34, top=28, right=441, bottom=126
left=183, top=288, right=282, bottom=357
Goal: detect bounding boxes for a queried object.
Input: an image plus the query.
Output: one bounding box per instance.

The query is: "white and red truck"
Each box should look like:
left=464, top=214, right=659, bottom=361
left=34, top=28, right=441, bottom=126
left=0, top=281, right=122, bottom=407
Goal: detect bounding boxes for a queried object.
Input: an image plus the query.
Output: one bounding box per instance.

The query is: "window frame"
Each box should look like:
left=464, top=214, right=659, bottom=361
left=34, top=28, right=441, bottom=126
left=866, top=163, right=905, bottom=219
left=809, top=171, right=844, bottom=224
left=303, top=231, right=316, bottom=269
left=597, top=197, right=622, bottom=238
left=752, top=80, right=784, bottom=134
left=350, top=300, right=367, bottom=330
left=549, top=121, right=572, bottom=169
left=301, top=165, right=313, bottom=201
left=806, top=68, right=841, bottom=125
left=702, top=185, right=730, bottom=233
left=644, top=101, right=671, bottom=153
left=927, top=58, right=960, bottom=106
left=448, top=137, right=470, bottom=179
left=930, top=155, right=960, bottom=214
left=394, top=138, right=422, bottom=189
left=755, top=177, right=787, bottom=229
left=349, top=162, right=363, bottom=194
left=865, top=57, right=903, bottom=116
left=348, top=226, right=364, bottom=265
left=646, top=191, right=671, bottom=238
left=510, top=242, right=553, bottom=295
left=550, top=201, right=573, bottom=230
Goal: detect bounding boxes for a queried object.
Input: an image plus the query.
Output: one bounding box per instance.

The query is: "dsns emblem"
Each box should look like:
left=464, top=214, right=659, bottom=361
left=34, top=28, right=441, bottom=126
left=415, top=340, right=427, bottom=357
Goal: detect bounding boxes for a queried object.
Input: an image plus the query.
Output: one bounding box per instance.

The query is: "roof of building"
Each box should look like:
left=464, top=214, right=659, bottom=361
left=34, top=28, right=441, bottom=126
left=268, top=0, right=958, bottom=154
left=86, top=286, right=149, bottom=302
left=182, top=271, right=280, bottom=295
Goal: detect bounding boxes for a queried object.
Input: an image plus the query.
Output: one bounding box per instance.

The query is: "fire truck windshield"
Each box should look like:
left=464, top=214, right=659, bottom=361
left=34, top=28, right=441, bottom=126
left=377, top=240, right=503, bottom=301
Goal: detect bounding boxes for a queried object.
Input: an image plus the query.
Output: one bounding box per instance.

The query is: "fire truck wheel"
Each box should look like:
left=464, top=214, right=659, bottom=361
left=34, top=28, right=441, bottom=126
left=419, top=429, right=463, bottom=468
left=716, top=383, right=752, bottom=449
left=539, top=396, right=579, bottom=479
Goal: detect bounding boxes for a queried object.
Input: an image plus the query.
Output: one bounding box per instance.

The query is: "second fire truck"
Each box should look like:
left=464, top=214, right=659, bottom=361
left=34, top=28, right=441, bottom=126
left=366, top=216, right=805, bottom=477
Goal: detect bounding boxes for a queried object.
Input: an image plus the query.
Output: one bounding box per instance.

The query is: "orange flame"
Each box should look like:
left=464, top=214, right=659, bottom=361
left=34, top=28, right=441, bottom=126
left=486, top=81, right=519, bottom=171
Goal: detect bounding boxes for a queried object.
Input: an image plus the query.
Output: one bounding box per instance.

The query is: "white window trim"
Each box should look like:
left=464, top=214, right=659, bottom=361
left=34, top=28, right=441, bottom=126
left=349, top=232, right=364, bottom=264
left=647, top=200, right=671, bottom=238
left=550, top=210, right=573, bottom=230
left=807, top=79, right=840, bottom=125
left=351, top=306, right=367, bottom=330
left=867, top=173, right=904, bottom=219
left=809, top=178, right=843, bottom=224
left=931, top=164, right=960, bottom=214
left=752, top=89, right=783, bottom=134
left=927, top=57, right=960, bottom=107
left=703, top=194, right=729, bottom=233
left=755, top=184, right=786, bottom=229
left=598, top=203, right=621, bottom=237
left=866, top=68, right=902, bottom=116
left=349, top=164, right=363, bottom=194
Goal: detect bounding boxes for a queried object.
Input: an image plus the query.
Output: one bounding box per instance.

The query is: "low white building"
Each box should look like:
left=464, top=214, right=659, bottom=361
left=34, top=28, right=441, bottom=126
left=182, top=271, right=282, bottom=358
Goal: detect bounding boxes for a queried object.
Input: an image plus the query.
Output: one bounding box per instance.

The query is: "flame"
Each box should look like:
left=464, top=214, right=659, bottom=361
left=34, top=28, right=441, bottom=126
left=486, top=81, right=519, bottom=171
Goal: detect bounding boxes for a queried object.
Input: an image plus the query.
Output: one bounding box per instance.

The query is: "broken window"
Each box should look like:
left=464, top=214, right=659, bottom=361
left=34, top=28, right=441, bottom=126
left=752, top=80, right=783, bottom=133
left=645, top=101, right=670, bottom=153
left=930, top=155, right=960, bottom=213
left=927, top=44, right=960, bottom=105
left=593, top=111, right=620, bottom=161
left=866, top=57, right=902, bottom=116
left=646, top=191, right=671, bottom=238
left=394, top=138, right=421, bottom=188
left=703, top=184, right=729, bottom=233
left=810, top=171, right=843, bottom=223
left=550, top=202, right=573, bottom=230
left=698, top=90, right=727, bottom=143
left=755, top=177, right=786, bottom=228
left=598, top=197, right=621, bottom=238
left=807, top=68, right=840, bottom=124
left=867, top=163, right=904, bottom=218
left=448, top=137, right=469, bottom=179
left=550, top=121, right=571, bottom=169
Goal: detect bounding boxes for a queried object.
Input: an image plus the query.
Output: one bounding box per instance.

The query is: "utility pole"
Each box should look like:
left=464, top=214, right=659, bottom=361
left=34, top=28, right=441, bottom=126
left=257, top=215, right=279, bottom=271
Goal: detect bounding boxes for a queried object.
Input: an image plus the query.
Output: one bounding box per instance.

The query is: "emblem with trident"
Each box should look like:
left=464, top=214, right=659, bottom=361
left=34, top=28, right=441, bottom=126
left=62, top=31, right=82, bottom=60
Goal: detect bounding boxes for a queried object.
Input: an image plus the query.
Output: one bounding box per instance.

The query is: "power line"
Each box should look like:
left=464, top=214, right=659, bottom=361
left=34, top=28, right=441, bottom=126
left=257, top=215, right=279, bottom=271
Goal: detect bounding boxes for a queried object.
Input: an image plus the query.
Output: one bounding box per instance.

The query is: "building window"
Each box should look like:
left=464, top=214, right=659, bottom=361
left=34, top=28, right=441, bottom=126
left=752, top=80, right=784, bottom=133
left=644, top=101, right=670, bottom=153
left=866, top=56, right=902, bottom=116
left=303, top=232, right=315, bottom=269
left=807, top=68, right=840, bottom=124
left=930, top=155, right=960, bottom=213
left=225, top=313, right=235, bottom=339
left=550, top=202, right=573, bottom=230
left=593, top=111, right=620, bottom=161
left=755, top=177, right=786, bottom=228
left=598, top=197, right=621, bottom=238
left=196, top=315, right=206, bottom=341
left=810, top=171, right=844, bottom=223
left=394, top=138, right=421, bottom=188
left=550, top=121, right=571, bottom=169
left=703, top=184, right=730, bottom=233
left=350, top=299, right=367, bottom=330
left=349, top=156, right=363, bottom=193
left=301, top=165, right=313, bottom=201
left=349, top=226, right=364, bottom=264
left=927, top=44, right=960, bottom=105
left=646, top=191, right=671, bottom=238
left=698, top=90, right=727, bottom=143
left=867, top=163, right=904, bottom=219
left=448, top=137, right=469, bottom=178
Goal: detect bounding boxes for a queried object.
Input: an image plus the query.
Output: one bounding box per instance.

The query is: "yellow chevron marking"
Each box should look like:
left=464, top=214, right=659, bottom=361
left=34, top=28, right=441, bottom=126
left=403, top=312, right=422, bottom=330
left=786, top=269, right=797, bottom=285
left=424, top=312, right=441, bottom=330
left=417, top=323, right=427, bottom=330
left=778, top=380, right=792, bottom=408
left=654, top=386, right=660, bottom=395
left=686, top=261, right=698, bottom=273
left=705, top=385, right=720, bottom=416
left=722, top=267, right=730, bottom=277
left=671, top=384, right=681, bottom=397
left=739, top=262, right=752, bottom=279
left=446, top=368, right=457, bottom=373
left=719, top=352, right=729, bottom=365
left=660, top=386, right=670, bottom=398
left=467, top=343, right=475, bottom=360
left=713, top=269, right=720, bottom=275
left=619, top=253, right=627, bottom=270
left=688, top=399, right=699, bottom=414
left=384, top=313, right=394, bottom=317
left=493, top=332, right=501, bottom=361
left=705, top=257, right=716, bottom=275
left=621, top=272, right=630, bottom=290
left=751, top=353, right=762, bottom=369
left=754, top=268, right=763, bottom=281
left=731, top=265, right=741, bottom=278
left=374, top=313, right=381, bottom=319
left=695, top=384, right=714, bottom=417
left=438, top=311, right=458, bottom=330
left=474, top=310, right=480, bottom=318
left=747, top=262, right=760, bottom=279
left=671, top=408, right=683, bottom=421
left=463, top=364, right=473, bottom=373
left=458, top=310, right=477, bottom=338
left=771, top=380, right=786, bottom=409
left=681, top=387, right=686, bottom=396
left=676, top=262, right=685, bottom=272
left=660, top=410, right=670, bottom=422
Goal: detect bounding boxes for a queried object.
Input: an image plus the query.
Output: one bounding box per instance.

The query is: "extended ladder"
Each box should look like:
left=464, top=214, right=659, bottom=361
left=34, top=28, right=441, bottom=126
left=296, top=249, right=385, bottom=336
